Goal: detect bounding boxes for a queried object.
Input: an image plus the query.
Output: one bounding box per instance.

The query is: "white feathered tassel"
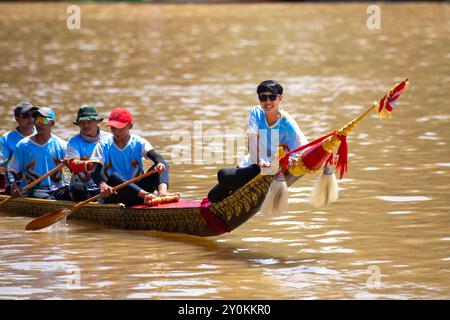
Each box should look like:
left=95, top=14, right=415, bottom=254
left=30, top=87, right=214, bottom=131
left=309, top=164, right=339, bottom=208
left=259, top=173, right=289, bottom=216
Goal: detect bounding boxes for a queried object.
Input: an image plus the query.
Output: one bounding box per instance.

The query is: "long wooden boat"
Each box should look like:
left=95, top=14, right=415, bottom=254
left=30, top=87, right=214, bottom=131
left=0, top=173, right=300, bottom=237
left=0, top=80, right=409, bottom=236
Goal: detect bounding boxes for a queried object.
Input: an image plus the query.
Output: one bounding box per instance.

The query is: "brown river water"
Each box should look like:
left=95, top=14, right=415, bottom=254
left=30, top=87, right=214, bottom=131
left=0, top=3, right=449, bottom=299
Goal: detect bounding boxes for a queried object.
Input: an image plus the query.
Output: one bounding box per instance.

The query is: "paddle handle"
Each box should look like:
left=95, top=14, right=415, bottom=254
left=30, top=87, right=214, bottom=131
left=0, top=162, right=66, bottom=208
left=72, top=168, right=159, bottom=210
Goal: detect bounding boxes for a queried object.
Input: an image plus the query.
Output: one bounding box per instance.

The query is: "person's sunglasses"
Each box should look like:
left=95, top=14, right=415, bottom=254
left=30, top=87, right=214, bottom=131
left=258, top=93, right=279, bottom=102
left=34, top=116, right=50, bottom=125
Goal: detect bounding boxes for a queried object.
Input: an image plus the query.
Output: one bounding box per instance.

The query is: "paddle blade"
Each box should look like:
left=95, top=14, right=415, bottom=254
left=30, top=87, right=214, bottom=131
left=25, top=208, right=70, bottom=231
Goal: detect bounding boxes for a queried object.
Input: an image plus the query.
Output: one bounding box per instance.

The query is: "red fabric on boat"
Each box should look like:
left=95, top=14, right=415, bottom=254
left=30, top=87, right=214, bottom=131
left=199, top=198, right=232, bottom=235
left=130, top=198, right=232, bottom=236
left=301, top=143, right=332, bottom=171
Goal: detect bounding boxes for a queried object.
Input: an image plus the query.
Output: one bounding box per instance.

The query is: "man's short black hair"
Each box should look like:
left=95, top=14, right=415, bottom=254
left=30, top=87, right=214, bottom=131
left=256, top=80, right=283, bottom=95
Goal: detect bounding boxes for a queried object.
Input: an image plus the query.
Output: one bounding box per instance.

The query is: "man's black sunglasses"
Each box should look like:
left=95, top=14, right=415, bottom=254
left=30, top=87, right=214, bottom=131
left=258, top=93, right=279, bottom=102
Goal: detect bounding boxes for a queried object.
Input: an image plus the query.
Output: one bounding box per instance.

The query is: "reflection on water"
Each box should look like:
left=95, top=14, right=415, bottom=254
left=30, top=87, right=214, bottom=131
left=0, top=3, right=449, bottom=299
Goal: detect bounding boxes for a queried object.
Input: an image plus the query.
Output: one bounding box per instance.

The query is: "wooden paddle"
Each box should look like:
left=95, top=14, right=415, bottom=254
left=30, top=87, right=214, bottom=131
left=25, top=168, right=159, bottom=231
left=0, top=162, right=66, bottom=209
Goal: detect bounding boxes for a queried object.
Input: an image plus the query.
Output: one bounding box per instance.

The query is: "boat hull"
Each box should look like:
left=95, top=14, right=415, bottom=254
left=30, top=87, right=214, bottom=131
left=0, top=173, right=300, bottom=237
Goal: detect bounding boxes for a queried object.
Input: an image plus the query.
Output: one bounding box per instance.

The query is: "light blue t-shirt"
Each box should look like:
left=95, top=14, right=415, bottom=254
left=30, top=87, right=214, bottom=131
left=90, top=134, right=154, bottom=182
left=0, top=127, right=36, bottom=188
left=8, top=134, right=67, bottom=190
left=67, top=130, right=112, bottom=188
left=0, top=127, right=36, bottom=167
left=240, top=105, right=308, bottom=167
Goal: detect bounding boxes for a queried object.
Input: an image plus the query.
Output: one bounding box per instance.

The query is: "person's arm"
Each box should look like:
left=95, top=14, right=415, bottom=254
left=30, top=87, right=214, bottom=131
left=90, top=162, right=116, bottom=197
left=66, top=142, right=79, bottom=168
left=142, top=137, right=166, bottom=174
left=147, top=150, right=165, bottom=174
left=65, top=141, right=91, bottom=173
left=5, top=170, right=16, bottom=185
left=146, top=149, right=165, bottom=165
left=145, top=149, right=170, bottom=195
left=6, top=147, right=23, bottom=198
left=91, top=162, right=104, bottom=186
left=5, top=170, right=20, bottom=198
left=88, top=143, right=116, bottom=197
left=66, top=159, right=94, bottom=173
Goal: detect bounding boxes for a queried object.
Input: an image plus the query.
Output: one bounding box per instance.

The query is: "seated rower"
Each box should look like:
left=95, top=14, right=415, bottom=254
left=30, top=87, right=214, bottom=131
left=89, top=107, right=170, bottom=207
left=0, top=102, right=37, bottom=194
left=207, top=80, right=308, bottom=203
left=6, top=107, right=70, bottom=200
left=66, top=105, right=112, bottom=201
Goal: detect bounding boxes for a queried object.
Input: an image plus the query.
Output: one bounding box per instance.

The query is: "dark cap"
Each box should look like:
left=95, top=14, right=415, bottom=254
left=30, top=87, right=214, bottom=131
left=14, top=102, right=37, bottom=116
left=32, top=107, right=56, bottom=122
left=73, top=104, right=103, bottom=125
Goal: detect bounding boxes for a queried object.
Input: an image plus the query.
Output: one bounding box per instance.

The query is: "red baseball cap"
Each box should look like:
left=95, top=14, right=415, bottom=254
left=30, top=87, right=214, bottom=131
left=106, top=107, right=133, bottom=129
